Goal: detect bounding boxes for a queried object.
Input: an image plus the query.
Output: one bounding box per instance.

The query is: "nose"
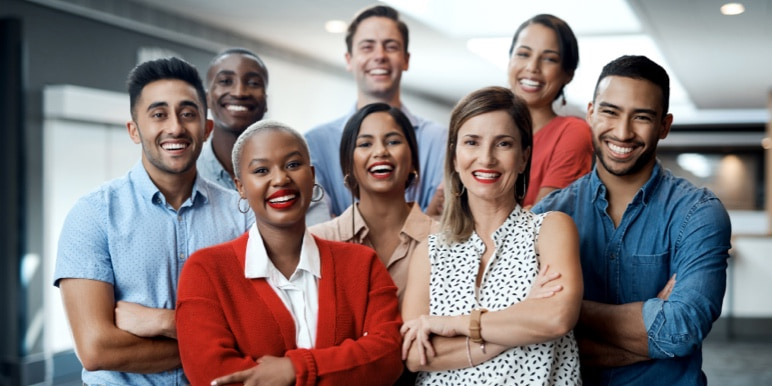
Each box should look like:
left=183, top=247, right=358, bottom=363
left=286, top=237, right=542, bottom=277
left=373, top=44, right=387, bottom=61
left=232, top=80, right=246, bottom=97
left=479, top=145, right=496, bottom=166
left=525, top=55, right=540, bottom=72
left=167, top=113, right=186, bottom=136
left=373, top=141, right=389, bottom=157
left=271, top=168, right=291, bottom=186
left=611, top=118, right=635, bottom=141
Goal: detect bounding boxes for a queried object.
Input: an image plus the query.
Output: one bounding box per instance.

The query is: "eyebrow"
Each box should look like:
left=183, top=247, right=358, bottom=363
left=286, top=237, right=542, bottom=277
left=146, top=100, right=200, bottom=112
left=357, top=131, right=404, bottom=139
left=516, top=45, right=560, bottom=56
left=247, top=150, right=304, bottom=165
left=215, top=70, right=265, bottom=79
left=598, top=101, right=657, bottom=116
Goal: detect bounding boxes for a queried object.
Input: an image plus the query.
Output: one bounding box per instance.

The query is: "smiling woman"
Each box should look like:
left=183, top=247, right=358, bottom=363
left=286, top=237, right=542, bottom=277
left=175, top=120, right=404, bottom=386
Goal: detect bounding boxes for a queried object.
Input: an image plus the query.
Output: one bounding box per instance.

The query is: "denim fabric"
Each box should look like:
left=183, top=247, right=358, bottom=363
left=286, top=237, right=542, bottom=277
left=533, top=162, right=731, bottom=386
left=55, top=161, right=254, bottom=385
left=305, top=104, right=447, bottom=216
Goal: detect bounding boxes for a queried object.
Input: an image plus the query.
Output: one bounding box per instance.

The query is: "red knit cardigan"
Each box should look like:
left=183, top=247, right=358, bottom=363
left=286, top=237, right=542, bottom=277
left=176, top=232, right=404, bottom=386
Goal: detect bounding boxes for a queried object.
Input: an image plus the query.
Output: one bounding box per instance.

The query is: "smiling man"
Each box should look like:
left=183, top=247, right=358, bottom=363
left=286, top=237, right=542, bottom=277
left=304, top=5, right=447, bottom=217
left=54, top=57, right=254, bottom=385
left=199, top=48, right=329, bottom=225
left=533, top=55, right=731, bottom=385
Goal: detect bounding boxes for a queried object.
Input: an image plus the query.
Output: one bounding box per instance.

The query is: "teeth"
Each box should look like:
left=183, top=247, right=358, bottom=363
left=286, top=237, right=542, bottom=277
left=370, top=69, right=388, bottom=75
left=608, top=143, right=633, bottom=154
left=162, top=143, right=186, bottom=150
left=474, top=171, right=500, bottom=179
left=226, top=105, right=248, bottom=112
left=520, top=79, right=541, bottom=88
left=369, top=165, right=393, bottom=173
left=269, top=194, right=296, bottom=203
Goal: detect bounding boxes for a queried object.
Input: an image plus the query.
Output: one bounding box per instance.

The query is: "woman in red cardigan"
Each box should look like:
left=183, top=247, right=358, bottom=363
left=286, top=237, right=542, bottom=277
left=176, top=120, right=404, bottom=386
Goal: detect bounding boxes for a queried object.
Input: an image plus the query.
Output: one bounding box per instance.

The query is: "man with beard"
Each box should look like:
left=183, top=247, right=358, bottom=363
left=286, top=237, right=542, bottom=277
left=54, top=57, right=254, bottom=385
left=533, top=55, right=731, bottom=386
left=200, top=48, right=329, bottom=224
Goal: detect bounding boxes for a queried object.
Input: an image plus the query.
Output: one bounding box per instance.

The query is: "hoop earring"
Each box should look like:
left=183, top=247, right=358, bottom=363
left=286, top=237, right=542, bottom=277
left=516, top=174, right=527, bottom=201
left=455, top=184, right=467, bottom=197
left=408, top=170, right=419, bottom=187
left=238, top=197, right=250, bottom=214
left=311, top=183, right=325, bottom=202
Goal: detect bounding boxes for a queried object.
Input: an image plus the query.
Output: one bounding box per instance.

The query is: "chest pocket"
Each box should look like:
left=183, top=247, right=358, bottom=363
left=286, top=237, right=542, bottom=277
left=629, top=251, right=670, bottom=301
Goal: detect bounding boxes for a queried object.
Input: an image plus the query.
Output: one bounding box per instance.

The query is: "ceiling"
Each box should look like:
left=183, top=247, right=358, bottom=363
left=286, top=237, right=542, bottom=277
left=127, top=0, right=772, bottom=125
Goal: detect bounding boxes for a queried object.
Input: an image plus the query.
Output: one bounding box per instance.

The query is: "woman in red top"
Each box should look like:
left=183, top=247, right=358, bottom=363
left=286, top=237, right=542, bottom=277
left=176, top=120, right=403, bottom=386
left=508, top=14, right=593, bottom=207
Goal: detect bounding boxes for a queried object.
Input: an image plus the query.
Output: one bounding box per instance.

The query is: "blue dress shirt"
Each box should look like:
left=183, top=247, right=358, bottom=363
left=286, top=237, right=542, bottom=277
left=533, top=162, right=731, bottom=386
left=54, top=161, right=254, bottom=385
left=305, top=105, right=447, bottom=216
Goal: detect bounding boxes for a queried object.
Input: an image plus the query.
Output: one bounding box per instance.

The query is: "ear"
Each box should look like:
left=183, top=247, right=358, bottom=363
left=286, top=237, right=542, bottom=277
left=585, top=101, right=594, bottom=122
left=403, top=51, right=410, bottom=72
left=345, top=52, right=353, bottom=72
left=234, top=177, right=246, bottom=198
left=204, top=118, right=214, bottom=140
left=659, top=113, right=673, bottom=140
left=310, top=164, right=316, bottom=180
left=127, top=120, right=141, bottom=144
left=521, top=146, right=532, bottom=174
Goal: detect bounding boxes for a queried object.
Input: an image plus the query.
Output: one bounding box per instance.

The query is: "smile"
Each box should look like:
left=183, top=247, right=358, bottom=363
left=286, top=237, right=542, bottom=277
left=368, top=162, right=394, bottom=178
left=266, top=189, right=298, bottom=209
left=608, top=142, right=634, bottom=155
left=161, top=142, right=188, bottom=151
left=472, top=170, right=500, bottom=183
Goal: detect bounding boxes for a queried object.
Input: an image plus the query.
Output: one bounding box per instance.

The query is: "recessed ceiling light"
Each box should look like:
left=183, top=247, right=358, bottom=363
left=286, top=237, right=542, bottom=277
left=720, top=2, right=745, bottom=15
left=324, top=20, right=347, bottom=34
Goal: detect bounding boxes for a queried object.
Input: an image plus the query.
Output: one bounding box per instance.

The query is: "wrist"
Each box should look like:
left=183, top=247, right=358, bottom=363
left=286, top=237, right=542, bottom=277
left=468, top=308, right=488, bottom=343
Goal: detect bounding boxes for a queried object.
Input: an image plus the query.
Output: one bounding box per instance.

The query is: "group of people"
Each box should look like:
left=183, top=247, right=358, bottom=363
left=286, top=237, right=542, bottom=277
left=53, top=4, right=732, bottom=386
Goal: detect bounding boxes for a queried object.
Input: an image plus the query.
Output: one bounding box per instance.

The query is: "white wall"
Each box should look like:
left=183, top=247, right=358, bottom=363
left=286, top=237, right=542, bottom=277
left=262, top=54, right=452, bottom=133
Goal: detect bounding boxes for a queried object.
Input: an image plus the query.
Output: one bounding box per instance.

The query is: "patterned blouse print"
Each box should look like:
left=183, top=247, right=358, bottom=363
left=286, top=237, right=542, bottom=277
left=417, top=207, right=580, bottom=386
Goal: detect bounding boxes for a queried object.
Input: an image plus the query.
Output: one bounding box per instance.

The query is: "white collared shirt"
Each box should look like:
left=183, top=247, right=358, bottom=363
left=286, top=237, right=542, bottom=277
left=244, top=224, right=321, bottom=349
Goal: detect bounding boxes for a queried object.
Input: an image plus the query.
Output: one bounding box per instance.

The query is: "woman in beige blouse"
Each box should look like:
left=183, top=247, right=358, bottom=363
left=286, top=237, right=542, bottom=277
left=310, top=103, right=437, bottom=301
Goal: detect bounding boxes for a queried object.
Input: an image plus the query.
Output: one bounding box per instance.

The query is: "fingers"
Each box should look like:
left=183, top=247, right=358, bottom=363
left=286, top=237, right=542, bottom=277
left=657, top=274, right=677, bottom=300
left=211, top=369, right=247, bottom=386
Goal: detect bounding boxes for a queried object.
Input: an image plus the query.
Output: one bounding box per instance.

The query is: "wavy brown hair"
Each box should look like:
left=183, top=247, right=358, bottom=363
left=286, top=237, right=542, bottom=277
left=440, top=86, right=532, bottom=244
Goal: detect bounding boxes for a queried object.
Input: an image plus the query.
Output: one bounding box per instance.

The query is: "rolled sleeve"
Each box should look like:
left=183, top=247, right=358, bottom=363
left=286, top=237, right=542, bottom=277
left=643, top=196, right=731, bottom=359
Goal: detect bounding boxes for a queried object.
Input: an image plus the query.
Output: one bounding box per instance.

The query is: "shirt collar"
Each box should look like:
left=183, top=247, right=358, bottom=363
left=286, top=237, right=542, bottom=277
left=244, top=224, right=321, bottom=280
left=129, top=161, right=207, bottom=207
left=338, top=203, right=370, bottom=242
left=589, top=161, right=664, bottom=206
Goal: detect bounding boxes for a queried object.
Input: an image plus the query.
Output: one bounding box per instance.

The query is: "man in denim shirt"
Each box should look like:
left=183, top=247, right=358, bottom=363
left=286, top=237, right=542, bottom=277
left=54, top=57, right=254, bottom=385
left=533, top=55, right=731, bottom=385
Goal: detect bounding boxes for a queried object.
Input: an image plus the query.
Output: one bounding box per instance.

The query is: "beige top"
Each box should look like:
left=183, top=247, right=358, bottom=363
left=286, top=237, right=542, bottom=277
left=310, top=202, right=437, bottom=301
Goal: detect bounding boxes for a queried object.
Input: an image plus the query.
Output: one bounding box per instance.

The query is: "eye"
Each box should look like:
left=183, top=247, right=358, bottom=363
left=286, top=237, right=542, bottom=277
left=252, top=167, right=268, bottom=175
left=385, top=43, right=400, bottom=52
left=543, top=56, right=560, bottom=63
left=515, top=50, right=529, bottom=59
left=634, top=115, right=653, bottom=122
left=247, top=78, right=264, bottom=88
left=180, top=110, right=198, bottom=120
left=462, top=139, right=477, bottom=146
left=600, top=108, right=617, bottom=116
left=497, top=140, right=513, bottom=148
left=356, top=141, right=372, bottom=148
left=286, top=160, right=302, bottom=170
left=217, top=78, right=233, bottom=86
left=387, top=138, right=403, bottom=146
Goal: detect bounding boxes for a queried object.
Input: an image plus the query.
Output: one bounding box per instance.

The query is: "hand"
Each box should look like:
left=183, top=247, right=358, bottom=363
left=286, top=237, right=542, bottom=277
left=211, top=356, right=295, bottom=386
left=424, top=182, right=444, bottom=219
left=115, top=301, right=176, bottom=339
left=526, top=264, right=563, bottom=300
left=400, top=315, right=461, bottom=365
left=657, top=274, right=676, bottom=300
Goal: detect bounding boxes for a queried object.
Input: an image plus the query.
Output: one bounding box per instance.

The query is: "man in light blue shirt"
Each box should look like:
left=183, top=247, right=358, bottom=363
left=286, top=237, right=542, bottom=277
left=305, top=5, right=447, bottom=216
left=54, top=57, right=254, bottom=385
left=533, top=55, right=731, bottom=385
left=198, top=48, right=330, bottom=225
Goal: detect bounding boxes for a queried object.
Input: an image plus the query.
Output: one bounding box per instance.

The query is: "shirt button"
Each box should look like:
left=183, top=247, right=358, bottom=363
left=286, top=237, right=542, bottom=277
left=179, top=253, right=185, bottom=260
left=610, top=254, right=616, bottom=260
left=177, top=215, right=182, bottom=221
